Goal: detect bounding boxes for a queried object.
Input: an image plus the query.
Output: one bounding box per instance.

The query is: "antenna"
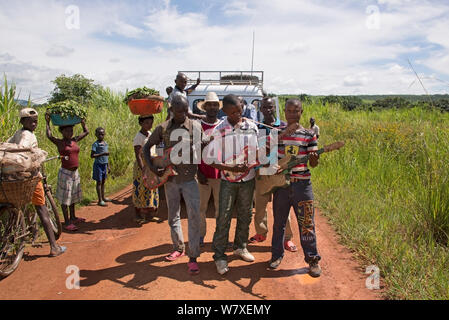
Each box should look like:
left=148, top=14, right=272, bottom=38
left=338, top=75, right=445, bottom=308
left=407, top=59, right=435, bottom=108
left=251, top=31, right=255, bottom=75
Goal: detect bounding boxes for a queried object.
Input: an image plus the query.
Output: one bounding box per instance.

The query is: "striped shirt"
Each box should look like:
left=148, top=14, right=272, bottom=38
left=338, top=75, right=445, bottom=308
left=278, top=127, right=318, bottom=180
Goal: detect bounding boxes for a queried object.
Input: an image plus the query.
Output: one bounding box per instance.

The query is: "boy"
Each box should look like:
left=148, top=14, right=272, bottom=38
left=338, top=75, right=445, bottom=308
left=196, top=92, right=222, bottom=247
left=167, top=73, right=203, bottom=120
left=8, top=108, right=66, bottom=256
left=310, top=117, right=320, bottom=139
left=269, top=99, right=322, bottom=278
left=250, top=97, right=298, bottom=253
left=208, top=94, right=259, bottom=275
left=143, top=95, right=203, bottom=275
left=91, top=127, right=111, bottom=207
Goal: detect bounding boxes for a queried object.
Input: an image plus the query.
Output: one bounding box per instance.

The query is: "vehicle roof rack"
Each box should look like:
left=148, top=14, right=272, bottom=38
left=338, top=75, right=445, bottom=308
left=179, top=71, right=264, bottom=89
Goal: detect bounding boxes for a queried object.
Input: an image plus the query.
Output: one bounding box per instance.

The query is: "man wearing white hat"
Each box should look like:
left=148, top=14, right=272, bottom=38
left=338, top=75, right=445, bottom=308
left=8, top=108, right=66, bottom=257
left=196, top=92, right=223, bottom=247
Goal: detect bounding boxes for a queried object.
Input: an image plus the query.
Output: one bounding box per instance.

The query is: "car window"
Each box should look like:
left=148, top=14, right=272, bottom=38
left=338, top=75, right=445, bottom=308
left=252, top=99, right=261, bottom=110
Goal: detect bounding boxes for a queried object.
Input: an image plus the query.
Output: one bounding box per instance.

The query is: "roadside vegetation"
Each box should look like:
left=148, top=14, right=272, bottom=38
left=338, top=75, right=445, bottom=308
left=289, top=98, right=449, bottom=299
left=1, top=75, right=167, bottom=205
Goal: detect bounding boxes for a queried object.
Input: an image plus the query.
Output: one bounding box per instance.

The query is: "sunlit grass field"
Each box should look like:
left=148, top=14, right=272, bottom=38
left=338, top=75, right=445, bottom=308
left=297, top=102, right=449, bottom=299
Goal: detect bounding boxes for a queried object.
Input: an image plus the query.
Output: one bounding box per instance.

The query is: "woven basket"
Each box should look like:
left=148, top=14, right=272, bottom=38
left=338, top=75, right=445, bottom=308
left=0, top=176, right=41, bottom=208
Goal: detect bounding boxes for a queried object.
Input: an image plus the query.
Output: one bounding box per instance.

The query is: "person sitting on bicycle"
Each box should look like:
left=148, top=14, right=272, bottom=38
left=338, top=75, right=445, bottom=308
left=8, top=108, right=66, bottom=257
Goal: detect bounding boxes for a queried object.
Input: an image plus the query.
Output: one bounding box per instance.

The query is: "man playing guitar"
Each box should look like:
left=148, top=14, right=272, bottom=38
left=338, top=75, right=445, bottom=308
left=268, top=98, right=322, bottom=278
left=206, top=94, right=259, bottom=275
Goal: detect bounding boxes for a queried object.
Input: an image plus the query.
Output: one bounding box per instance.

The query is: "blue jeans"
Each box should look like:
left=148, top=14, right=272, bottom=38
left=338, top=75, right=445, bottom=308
left=212, top=179, right=255, bottom=262
left=164, top=179, right=201, bottom=258
left=272, top=180, right=321, bottom=264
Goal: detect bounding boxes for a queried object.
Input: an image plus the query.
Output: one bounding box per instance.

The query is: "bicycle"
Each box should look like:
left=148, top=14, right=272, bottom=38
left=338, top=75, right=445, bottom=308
left=0, top=155, right=64, bottom=278
left=39, top=155, right=63, bottom=240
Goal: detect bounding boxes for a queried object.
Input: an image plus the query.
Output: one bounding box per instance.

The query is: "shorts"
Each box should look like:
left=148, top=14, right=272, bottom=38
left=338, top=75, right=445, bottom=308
left=56, top=168, right=82, bottom=206
left=93, top=162, right=108, bottom=182
left=31, top=181, right=45, bottom=206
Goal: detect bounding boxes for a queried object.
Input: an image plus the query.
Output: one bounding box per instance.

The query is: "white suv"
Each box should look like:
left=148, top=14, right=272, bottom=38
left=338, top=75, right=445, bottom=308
left=179, top=71, right=265, bottom=117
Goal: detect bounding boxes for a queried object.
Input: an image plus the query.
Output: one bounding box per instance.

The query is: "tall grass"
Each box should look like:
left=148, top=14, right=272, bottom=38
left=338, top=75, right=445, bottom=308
left=1, top=81, right=166, bottom=205
left=296, top=101, right=449, bottom=299
left=0, top=75, right=20, bottom=141
left=36, top=87, right=166, bottom=204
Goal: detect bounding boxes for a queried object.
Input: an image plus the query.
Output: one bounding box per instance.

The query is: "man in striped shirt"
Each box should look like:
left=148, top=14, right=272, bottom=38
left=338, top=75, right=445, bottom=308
left=268, top=99, right=322, bottom=277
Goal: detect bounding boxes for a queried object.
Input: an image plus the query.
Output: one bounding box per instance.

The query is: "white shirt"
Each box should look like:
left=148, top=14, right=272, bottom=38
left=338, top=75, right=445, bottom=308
left=209, top=118, right=259, bottom=182
left=168, top=87, right=191, bottom=112
left=311, top=124, right=320, bottom=137
left=133, top=131, right=156, bottom=156
left=8, top=129, right=38, bottom=148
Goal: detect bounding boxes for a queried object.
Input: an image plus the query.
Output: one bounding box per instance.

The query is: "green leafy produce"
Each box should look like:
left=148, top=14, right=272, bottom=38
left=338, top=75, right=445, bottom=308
left=124, top=87, right=160, bottom=103
left=46, top=100, right=87, bottom=119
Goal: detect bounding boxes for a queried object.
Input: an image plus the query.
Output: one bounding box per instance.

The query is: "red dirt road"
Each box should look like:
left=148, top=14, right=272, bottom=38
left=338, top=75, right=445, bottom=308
left=0, top=185, right=383, bottom=300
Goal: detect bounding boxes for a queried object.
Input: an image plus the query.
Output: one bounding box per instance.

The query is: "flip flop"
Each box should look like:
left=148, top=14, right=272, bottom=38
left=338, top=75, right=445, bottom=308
left=50, top=245, right=67, bottom=257
left=147, top=216, right=161, bottom=223
left=284, top=240, right=298, bottom=252
left=74, top=217, right=86, bottom=223
left=165, top=251, right=185, bottom=261
left=64, top=224, right=78, bottom=232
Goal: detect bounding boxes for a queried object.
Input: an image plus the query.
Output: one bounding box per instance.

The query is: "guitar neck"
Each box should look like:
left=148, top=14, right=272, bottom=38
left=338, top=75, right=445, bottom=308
left=288, top=147, right=325, bottom=168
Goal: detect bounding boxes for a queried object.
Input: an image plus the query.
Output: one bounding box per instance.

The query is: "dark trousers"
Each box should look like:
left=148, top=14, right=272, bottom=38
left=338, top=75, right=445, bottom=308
left=212, top=179, right=255, bottom=261
left=271, top=179, right=321, bottom=264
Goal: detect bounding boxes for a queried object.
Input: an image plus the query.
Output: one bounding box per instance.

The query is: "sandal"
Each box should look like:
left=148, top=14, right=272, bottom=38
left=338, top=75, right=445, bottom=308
left=188, top=262, right=200, bottom=275
left=74, top=217, right=86, bottom=223
left=64, top=224, right=78, bottom=232
left=284, top=240, right=298, bottom=252
left=147, top=216, right=161, bottom=223
left=50, top=245, right=67, bottom=257
left=249, top=234, right=266, bottom=243
left=165, top=250, right=185, bottom=261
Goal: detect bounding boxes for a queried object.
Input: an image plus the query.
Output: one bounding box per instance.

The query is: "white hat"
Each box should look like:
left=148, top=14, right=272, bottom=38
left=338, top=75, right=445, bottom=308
left=197, top=92, right=223, bottom=112
left=19, top=108, right=38, bottom=118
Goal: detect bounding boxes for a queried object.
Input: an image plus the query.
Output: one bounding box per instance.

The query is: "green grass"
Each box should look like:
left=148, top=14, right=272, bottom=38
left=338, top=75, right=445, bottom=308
left=1, top=84, right=167, bottom=207
left=295, top=101, right=449, bottom=299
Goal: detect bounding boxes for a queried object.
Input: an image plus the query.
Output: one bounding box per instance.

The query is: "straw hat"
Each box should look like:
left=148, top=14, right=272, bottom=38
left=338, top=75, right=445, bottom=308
left=197, top=92, right=223, bottom=112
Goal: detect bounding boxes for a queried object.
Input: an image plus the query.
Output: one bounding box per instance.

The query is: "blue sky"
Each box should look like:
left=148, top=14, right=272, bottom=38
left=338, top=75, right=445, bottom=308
left=1, top=0, right=448, bottom=101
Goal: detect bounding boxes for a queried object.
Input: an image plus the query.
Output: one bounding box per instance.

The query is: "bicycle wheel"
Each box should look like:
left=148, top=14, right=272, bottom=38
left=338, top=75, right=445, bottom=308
left=0, top=207, right=26, bottom=278
left=45, top=192, right=62, bottom=240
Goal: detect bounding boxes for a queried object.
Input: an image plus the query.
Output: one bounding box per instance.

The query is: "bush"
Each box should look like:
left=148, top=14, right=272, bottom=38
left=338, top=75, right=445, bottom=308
left=49, top=74, right=99, bottom=104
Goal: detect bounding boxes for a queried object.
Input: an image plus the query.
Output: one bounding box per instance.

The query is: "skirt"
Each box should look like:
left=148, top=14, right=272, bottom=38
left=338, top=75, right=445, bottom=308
left=56, top=168, right=82, bottom=206
left=133, top=161, right=159, bottom=209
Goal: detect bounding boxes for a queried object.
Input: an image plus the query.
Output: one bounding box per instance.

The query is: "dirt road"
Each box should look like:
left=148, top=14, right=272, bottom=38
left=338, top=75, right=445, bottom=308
left=0, top=185, right=382, bottom=300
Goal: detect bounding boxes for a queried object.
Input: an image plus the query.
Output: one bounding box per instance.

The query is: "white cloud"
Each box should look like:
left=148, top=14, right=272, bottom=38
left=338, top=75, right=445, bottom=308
left=0, top=53, right=15, bottom=62
left=0, top=0, right=448, bottom=99
left=223, top=1, right=255, bottom=16
left=46, top=45, right=75, bottom=57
